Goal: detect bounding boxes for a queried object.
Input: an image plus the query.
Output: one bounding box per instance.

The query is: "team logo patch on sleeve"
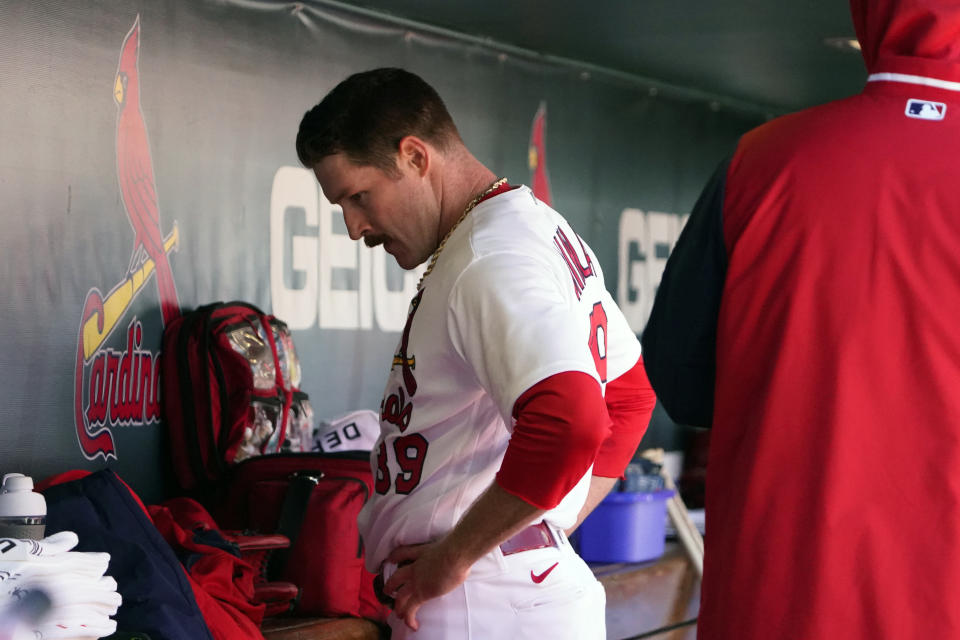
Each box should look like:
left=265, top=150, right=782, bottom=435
left=905, top=99, right=946, bottom=121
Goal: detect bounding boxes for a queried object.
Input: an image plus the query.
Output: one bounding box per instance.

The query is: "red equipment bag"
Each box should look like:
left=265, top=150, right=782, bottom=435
left=161, top=301, right=314, bottom=491
left=161, top=302, right=386, bottom=622
left=150, top=496, right=301, bottom=619
left=212, top=452, right=388, bottom=621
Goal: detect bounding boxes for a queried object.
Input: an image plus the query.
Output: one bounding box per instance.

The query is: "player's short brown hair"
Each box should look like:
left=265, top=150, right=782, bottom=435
left=296, top=68, right=461, bottom=175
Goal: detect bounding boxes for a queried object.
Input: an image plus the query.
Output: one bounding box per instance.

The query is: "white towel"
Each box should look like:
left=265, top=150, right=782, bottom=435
left=0, top=553, right=111, bottom=585
left=9, top=582, right=121, bottom=617
left=0, top=532, right=79, bottom=561
left=0, top=533, right=121, bottom=640
left=10, top=612, right=118, bottom=639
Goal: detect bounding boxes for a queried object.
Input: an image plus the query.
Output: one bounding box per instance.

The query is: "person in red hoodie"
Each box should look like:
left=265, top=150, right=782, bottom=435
left=642, top=1, right=960, bottom=637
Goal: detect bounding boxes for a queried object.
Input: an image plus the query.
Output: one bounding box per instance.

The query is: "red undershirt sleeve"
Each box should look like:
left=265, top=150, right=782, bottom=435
left=594, top=355, right=657, bottom=477
left=496, top=371, right=611, bottom=510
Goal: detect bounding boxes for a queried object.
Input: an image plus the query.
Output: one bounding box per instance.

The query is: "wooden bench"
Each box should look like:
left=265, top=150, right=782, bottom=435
left=262, top=542, right=699, bottom=640
left=261, top=616, right=384, bottom=640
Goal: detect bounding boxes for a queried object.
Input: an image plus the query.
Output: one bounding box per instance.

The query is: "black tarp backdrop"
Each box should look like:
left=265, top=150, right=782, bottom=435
left=1, top=0, right=761, bottom=502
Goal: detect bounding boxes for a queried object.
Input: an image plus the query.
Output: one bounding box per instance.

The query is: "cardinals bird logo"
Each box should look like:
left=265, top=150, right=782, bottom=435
left=114, top=15, right=180, bottom=326
left=528, top=102, right=553, bottom=206
left=72, top=16, right=180, bottom=460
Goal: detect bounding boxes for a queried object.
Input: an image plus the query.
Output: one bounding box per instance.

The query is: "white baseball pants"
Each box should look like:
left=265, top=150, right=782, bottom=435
left=386, top=527, right=606, bottom=639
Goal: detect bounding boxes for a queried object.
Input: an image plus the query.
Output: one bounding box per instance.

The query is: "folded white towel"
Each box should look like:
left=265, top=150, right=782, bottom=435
left=37, top=612, right=118, bottom=636
left=0, top=532, right=79, bottom=561
left=43, top=601, right=121, bottom=621
left=0, top=534, right=121, bottom=640
left=9, top=583, right=121, bottom=617
left=24, top=576, right=120, bottom=606
left=9, top=612, right=118, bottom=639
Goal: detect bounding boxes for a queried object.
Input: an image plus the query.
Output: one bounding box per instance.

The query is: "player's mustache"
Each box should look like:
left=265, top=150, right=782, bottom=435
left=364, top=234, right=388, bottom=248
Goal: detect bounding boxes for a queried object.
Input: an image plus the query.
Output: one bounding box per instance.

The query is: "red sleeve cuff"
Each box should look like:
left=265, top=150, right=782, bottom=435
left=497, top=371, right=611, bottom=509
left=593, top=356, right=656, bottom=477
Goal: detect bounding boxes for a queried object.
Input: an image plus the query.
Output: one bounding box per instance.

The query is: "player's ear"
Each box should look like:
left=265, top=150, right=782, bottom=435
left=397, top=136, right=430, bottom=177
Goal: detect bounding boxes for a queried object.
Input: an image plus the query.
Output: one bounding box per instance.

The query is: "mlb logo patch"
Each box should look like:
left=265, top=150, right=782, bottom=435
left=905, top=99, right=947, bottom=121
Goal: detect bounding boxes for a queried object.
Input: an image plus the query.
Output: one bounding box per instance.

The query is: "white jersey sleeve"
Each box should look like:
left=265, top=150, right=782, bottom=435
left=447, top=251, right=599, bottom=425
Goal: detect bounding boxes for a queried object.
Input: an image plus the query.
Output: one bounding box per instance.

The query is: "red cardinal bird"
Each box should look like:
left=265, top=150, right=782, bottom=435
left=528, top=102, right=553, bottom=207
left=114, top=16, right=180, bottom=326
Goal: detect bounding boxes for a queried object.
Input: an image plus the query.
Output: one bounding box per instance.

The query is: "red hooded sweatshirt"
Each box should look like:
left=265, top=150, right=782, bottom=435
left=643, top=1, right=960, bottom=638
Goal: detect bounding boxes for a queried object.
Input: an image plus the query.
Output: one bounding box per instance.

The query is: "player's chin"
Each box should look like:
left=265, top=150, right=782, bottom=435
left=391, top=248, right=424, bottom=271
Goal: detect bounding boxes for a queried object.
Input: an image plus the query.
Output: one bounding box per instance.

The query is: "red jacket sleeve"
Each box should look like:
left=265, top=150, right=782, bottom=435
left=593, top=356, right=656, bottom=477
left=497, top=371, right=611, bottom=509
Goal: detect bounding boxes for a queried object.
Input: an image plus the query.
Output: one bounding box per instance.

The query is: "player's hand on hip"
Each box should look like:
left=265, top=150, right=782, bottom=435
left=384, top=540, right=471, bottom=631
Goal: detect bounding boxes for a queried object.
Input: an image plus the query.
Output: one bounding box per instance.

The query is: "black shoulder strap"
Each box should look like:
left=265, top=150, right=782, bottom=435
left=266, top=472, right=320, bottom=580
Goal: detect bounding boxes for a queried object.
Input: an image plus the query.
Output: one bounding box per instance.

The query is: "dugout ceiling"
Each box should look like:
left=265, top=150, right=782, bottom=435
left=341, top=0, right=867, bottom=115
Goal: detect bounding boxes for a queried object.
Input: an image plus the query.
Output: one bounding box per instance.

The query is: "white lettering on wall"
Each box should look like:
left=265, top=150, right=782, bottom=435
left=617, top=208, right=690, bottom=333
left=270, top=166, right=318, bottom=330
left=272, top=165, right=688, bottom=335
left=269, top=166, right=423, bottom=332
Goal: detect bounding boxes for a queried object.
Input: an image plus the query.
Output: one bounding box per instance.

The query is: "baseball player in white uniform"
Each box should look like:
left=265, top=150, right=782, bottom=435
left=296, top=68, right=655, bottom=639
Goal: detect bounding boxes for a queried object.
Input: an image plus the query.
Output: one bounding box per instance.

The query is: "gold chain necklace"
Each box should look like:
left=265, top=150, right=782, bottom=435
left=417, top=177, right=507, bottom=290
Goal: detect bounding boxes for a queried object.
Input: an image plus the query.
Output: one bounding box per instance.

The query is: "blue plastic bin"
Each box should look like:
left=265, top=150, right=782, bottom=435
left=578, top=489, right=675, bottom=563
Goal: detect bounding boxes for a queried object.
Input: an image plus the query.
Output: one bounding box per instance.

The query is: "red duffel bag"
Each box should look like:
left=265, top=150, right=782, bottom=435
left=211, top=451, right=388, bottom=622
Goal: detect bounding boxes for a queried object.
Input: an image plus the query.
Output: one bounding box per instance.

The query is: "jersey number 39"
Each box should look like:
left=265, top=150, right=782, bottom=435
left=374, top=301, right=608, bottom=495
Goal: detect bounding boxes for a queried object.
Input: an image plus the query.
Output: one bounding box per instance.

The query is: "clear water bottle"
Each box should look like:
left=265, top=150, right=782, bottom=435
left=0, top=473, right=46, bottom=539
left=621, top=462, right=666, bottom=493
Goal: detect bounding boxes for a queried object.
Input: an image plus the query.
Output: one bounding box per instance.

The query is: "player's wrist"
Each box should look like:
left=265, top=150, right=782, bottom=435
left=432, top=534, right=476, bottom=578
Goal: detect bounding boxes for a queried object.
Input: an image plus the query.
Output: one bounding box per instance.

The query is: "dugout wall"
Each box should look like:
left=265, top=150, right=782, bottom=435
left=0, top=0, right=764, bottom=500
